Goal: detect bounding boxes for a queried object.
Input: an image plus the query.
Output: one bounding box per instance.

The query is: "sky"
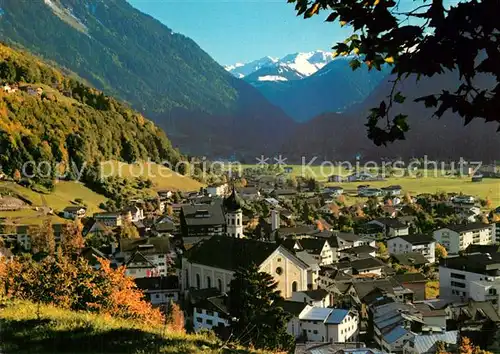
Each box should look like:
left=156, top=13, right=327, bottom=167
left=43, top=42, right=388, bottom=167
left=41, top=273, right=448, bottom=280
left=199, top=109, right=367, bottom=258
left=127, top=0, right=458, bottom=66
left=127, top=0, right=353, bottom=65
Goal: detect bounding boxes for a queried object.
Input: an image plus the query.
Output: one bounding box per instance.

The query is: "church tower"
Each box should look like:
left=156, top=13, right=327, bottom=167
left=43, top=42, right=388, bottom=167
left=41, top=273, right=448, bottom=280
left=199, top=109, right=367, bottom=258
left=223, top=186, right=243, bottom=238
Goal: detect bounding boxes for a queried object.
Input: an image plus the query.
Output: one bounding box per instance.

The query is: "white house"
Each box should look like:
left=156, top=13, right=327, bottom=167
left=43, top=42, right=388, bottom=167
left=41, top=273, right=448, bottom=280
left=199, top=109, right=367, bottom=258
left=297, top=305, right=359, bottom=343
left=135, top=275, right=180, bottom=305
left=289, top=289, right=331, bottom=308
left=433, top=223, right=494, bottom=254
left=439, top=253, right=500, bottom=300
left=206, top=183, right=229, bottom=197
left=94, top=212, right=123, bottom=227
left=62, top=206, right=86, bottom=219
left=123, top=205, right=145, bottom=222
left=191, top=289, right=230, bottom=332
left=119, top=238, right=171, bottom=278
left=469, top=278, right=500, bottom=304
left=387, top=234, right=436, bottom=264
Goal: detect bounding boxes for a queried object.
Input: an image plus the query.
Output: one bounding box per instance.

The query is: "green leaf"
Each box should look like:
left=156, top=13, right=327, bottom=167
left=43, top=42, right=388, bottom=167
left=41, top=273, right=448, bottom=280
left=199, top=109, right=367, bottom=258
left=394, top=92, right=406, bottom=104
left=349, top=59, right=361, bottom=70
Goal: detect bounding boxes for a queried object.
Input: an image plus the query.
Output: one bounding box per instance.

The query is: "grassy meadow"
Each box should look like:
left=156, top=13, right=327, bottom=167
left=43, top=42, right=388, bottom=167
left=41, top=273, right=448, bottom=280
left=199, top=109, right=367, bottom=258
left=101, top=160, right=204, bottom=191
left=0, top=301, right=269, bottom=354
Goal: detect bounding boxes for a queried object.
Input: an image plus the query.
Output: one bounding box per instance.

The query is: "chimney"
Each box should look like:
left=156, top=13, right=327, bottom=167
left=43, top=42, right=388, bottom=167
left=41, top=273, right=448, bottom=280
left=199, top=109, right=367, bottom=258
left=271, top=209, right=280, bottom=231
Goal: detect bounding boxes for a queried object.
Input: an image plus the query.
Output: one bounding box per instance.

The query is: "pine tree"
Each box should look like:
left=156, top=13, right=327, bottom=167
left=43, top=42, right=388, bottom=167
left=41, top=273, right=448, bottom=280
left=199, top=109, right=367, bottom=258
left=229, top=264, right=294, bottom=352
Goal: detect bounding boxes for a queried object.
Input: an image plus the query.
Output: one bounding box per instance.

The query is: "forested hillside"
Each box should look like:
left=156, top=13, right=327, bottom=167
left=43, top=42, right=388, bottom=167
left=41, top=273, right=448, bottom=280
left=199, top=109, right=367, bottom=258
left=0, top=0, right=294, bottom=157
left=0, top=43, right=181, bottom=178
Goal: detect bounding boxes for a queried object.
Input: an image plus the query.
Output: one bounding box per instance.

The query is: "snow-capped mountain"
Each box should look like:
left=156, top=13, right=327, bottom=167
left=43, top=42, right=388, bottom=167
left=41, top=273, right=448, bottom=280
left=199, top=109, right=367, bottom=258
left=224, top=56, right=279, bottom=79
left=225, top=50, right=334, bottom=82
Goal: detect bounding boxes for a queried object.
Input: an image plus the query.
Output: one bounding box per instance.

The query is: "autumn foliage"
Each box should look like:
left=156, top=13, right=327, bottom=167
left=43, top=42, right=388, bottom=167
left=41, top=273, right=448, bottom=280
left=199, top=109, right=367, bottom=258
left=0, top=255, right=164, bottom=327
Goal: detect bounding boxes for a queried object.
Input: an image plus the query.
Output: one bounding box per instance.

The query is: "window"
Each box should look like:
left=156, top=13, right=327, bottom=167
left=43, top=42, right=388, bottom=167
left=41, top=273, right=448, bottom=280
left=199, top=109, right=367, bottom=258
left=277, top=258, right=282, bottom=262
left=207, top=276, right=211, bottom=288
left=196, top=274, right=201, bottom=289
left=276, top=267, right=283, bottom=275
left=206, top=310, right=214, bottom=316
left=451, top=281, right=466, bottom=288
left=292, top=281, right=298, bottom=293
left=219, top=322, right=225, bottom=327
left=313, top=330, right=318, bottom=334
left=451, top=272, right=466, bottom=280
left=196, top=317, right=203, bottom=323
left=218, top=279, right=223, bottom=292
left=155, top=294, right=160, bottom=299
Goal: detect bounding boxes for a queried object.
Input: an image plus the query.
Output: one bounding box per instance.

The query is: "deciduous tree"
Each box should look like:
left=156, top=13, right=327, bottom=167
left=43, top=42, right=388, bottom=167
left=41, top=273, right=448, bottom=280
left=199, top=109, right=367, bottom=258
left=61, top=219, right=85, bottom=255
left=435, top=243, right=448, bottom=260
left=30, top=219, right=56, bottom=255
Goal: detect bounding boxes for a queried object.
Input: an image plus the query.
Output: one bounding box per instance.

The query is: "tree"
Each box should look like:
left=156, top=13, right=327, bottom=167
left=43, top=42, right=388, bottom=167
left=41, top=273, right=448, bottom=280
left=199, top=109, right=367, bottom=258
left=337, top=194, right=346, bottom=205
left=329, top=203, right=340, bottom=217
left=61, top=219, right=85, bottom=255
left=119, top=221, right=140, bottom=239
left=290, top=0, right=500, bottom=145
left=377, top=242, right=388, bottom=258
left=435, top=340, right=451, bottom=354
left=30, top=219, right=56, bottom=255
left=166, top=301, right=185, bottom=333
left=240, top=177, right=248, bottom=187
left=435, top=243, right=448, bottom=260
left=12, top=169, right=21, bottom=182
left=229, top=264, right=294, bottom=352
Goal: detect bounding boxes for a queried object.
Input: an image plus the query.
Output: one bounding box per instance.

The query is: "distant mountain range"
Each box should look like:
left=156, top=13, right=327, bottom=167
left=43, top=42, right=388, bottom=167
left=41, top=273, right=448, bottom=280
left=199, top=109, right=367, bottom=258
left=227, top=52, right=389, bottom=122
left=225, top=50, right=334, bottom=81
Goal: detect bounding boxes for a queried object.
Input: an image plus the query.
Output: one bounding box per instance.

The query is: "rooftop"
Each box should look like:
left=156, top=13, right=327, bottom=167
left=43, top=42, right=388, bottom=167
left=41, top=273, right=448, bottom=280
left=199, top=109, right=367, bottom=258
left=444, top=222, right=491, bottom=233
left=391, top=233, right=435, bottom=245
left=181, top=204, right=225, bottom=226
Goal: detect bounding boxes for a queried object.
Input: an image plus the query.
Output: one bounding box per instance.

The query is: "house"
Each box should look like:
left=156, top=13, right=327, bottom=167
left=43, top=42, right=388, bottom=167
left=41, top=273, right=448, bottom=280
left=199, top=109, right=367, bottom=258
left=190, top=288, right=230, bottom=332
left=286, top=238, right=337, bottom=265
left=339, top=245, right=377, bottom=259
left=297, top=305, right=359, bottom=343
left=472, top=174, right=483, bottom=182
left=119, top=237, right=171, bottom=278
left=157, top=190, right=174, bottom=199
left=123, top=205, right=145, bottom=222
left=358, top=188, right=383, bottom=197
left=154, top=218, right=176, bottom=236
left=79, top=247, right=108, bottom=269
left=336, top=257, right=386, bottom=276
left=62, top=206, right=86, bottom=219
left=236, top=186, right=260, bottom=200
left=387, top=234, right=436, bottom=264
left=328, top=175, right=343, bottom=183
left=289, top=288, right=331, bottom=308
left=180, top=204, right=226, bottom=238
left=381, top=185, right=402, bottom=196
left=206, top=183, right=229, bottom=197
left=275, top=300, right=307, bottom=339
left=348, top=172, right=377, bottom=182
left=182, top=236, right=312, bottom=299
left=135, top=275, right=180, bottom=305
left=335, top=233, right=376, bottom=250
left=391, top=252, right=429, bottom=268
left=439, top=252, right=500, bottom=300
left=264, top=197, right=280, bottom=207
left=368, top=218, right=409, bottom=238
left=2, top=84, right=17, bottom=93
left=271, top=189, right=298, bottom=199
left=452, top=195, right=475, bottom=204
left=394, top=273, right=428, bottom=301
left=94, top=212, right=123, bottom=227
left=433, top=223, right=494, bottom=254
left=84, top=221, right=113, bottom=244
left=324, top=186, right=344, bottom=196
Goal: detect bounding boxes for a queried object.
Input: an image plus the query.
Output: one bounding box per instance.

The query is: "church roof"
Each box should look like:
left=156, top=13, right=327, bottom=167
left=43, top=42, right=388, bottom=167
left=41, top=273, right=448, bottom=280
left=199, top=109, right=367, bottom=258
left=223, top=186, right=243, bottom=212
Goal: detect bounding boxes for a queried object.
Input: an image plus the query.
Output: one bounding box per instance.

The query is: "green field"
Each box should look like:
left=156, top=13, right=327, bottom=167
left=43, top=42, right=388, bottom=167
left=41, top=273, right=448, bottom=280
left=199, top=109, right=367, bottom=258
left=0, top=181, right=107, bottom=225
left=101, top=161, right=204, bottom=192
left=240, top=164, right=500, bottom=206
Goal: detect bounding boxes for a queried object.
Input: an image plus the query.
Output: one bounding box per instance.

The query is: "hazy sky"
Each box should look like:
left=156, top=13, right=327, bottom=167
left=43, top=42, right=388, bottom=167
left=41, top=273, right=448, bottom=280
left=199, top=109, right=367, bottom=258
left=128, top=0, right=458, bottom=66
left=128, top=0, right=353, bottom=65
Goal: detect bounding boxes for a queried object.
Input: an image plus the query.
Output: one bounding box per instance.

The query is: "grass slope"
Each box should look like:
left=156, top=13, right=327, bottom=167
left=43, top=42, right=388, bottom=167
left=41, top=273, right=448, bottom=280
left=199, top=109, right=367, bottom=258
left=0, top=301, right=268, bottom=354
left=0, top=181, right=107, bottom=225
left=101, top=161, right=204, bottom=192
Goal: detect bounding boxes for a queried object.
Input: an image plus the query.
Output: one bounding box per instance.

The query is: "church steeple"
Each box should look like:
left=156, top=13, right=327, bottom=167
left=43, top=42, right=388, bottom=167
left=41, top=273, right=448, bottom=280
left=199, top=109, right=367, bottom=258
left=223, top=184, right=243, bottom=212
left=224, top=184, right=243, bottom=238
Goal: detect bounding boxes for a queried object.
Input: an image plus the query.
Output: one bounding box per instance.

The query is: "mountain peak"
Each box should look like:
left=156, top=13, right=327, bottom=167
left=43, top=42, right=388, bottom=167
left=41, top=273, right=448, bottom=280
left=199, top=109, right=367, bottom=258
left=226, top=50, right=334, bottom=81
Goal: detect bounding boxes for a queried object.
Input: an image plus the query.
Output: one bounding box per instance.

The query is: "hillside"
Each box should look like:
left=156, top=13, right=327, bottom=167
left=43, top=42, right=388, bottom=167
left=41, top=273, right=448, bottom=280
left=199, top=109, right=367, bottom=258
left=250, top=59, right=388, bottom=122
left=283, top=72, right=500, bottom=160
left=0, top=301, right=270, bottom=354
left=0, top=0, right=294, bottom=157
left=0, top=42, right=183, bottom=179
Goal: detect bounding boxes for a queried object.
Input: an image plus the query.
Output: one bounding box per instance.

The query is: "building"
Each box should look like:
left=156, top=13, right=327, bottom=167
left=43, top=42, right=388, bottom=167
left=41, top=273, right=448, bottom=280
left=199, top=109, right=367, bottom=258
left=94, top=212, right=123, bottom=227
left=381, top=185, right=402, bottom=196
left=182, top=236, right=313, bottom=299
left=62, top=206, right=86, bottom=219
left=439, top=252, right=500, bottom=300
left=387, top=234, right=436, bottom=264
left=135, top=275, right=180, bottom=305
left=285, top=238, right=337, bottom=265
left=297, top=305, right=359, bottom=343
left=368, top=218, right=409, bottom=238
left=119, top=237, right=171, bottom=278
left=290, top=289, right=331, bottom=308
left=433, top=223, right=494, bottom=254
left=223, top=187, right=243, bottom=238
left=190, top=288, right=230, bottom=332
left=236, top=186, right=260, bottom=200
left=469, top=278, right=500, bottom=304
left=335, top=233, right=376, bottom=250
left=122, top=205, right=145, bottom=222
left=206, top=183, right=229, bottom=197
left=180, top=204, right=226, bottom=238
